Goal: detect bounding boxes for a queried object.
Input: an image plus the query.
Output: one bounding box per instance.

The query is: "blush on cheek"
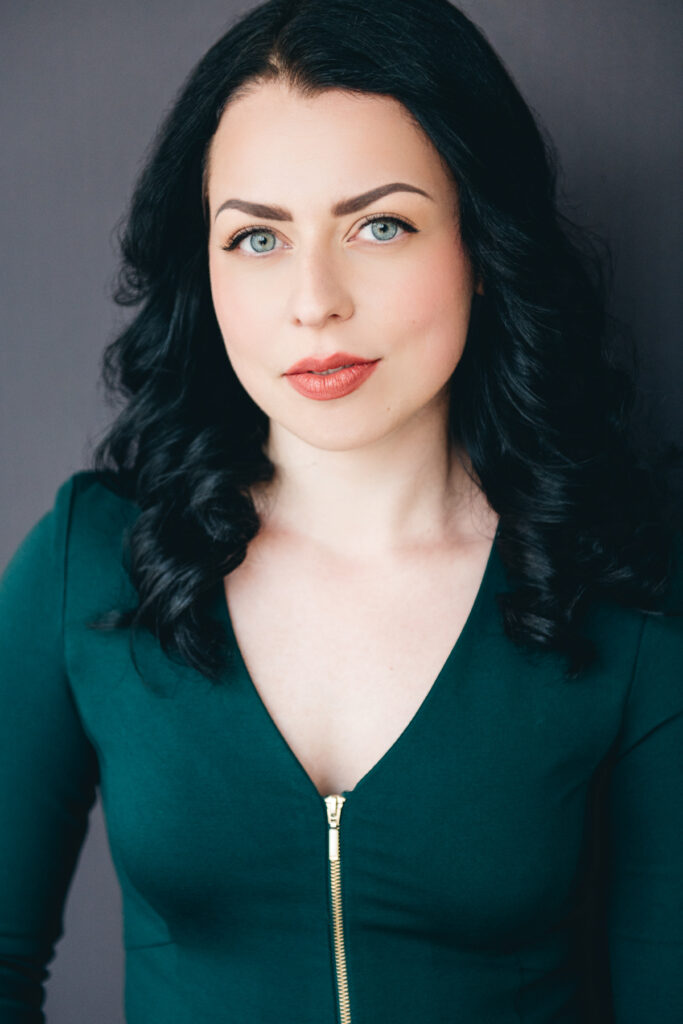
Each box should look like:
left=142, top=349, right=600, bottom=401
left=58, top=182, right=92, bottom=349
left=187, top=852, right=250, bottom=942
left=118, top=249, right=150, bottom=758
left=385, top=243, right=474, bottom=338
left=375, top=247, right=474, bottom=386
left=209, top=269, right=270, bottom=347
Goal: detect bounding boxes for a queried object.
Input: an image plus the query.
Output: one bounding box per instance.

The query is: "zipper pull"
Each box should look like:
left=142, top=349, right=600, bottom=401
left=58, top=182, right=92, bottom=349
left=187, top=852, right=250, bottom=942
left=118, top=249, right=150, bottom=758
left=324, top=794, right=346, bottom=861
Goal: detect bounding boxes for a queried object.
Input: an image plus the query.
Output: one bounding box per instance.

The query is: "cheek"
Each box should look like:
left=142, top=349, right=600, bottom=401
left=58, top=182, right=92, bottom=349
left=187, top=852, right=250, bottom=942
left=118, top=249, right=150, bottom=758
left=208, top=255, right=272, bottom=367
left=376, top=240, right=474, bottom=371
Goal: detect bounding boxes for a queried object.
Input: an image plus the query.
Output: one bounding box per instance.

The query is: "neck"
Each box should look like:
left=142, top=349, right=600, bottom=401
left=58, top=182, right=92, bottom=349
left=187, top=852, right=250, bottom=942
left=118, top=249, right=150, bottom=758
left=252, top=394, right=489, bottom=561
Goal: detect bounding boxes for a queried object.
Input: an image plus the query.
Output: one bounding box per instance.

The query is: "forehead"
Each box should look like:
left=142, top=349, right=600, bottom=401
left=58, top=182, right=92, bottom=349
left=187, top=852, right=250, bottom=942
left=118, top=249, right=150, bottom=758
left=205, top=80, right=455, bottom=207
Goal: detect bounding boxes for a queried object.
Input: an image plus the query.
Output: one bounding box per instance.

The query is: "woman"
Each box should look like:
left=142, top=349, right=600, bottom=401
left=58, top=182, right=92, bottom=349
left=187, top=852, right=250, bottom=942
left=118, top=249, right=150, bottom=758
left=1, top=0, right=681, bottom=1021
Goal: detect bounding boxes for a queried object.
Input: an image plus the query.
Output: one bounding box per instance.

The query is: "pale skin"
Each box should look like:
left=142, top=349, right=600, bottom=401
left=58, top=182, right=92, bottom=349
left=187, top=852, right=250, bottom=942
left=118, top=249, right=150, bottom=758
left=205, top=79, right=500, bottom=797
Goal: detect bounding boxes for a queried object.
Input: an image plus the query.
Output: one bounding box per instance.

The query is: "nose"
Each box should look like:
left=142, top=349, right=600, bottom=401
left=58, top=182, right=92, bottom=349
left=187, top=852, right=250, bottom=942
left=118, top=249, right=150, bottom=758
left=286, top=243, right=354, bottom=328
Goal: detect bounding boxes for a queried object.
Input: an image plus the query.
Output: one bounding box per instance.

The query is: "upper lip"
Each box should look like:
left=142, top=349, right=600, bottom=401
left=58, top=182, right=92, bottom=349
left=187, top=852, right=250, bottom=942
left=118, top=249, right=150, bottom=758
left=284, top=351, right=378, bottom=375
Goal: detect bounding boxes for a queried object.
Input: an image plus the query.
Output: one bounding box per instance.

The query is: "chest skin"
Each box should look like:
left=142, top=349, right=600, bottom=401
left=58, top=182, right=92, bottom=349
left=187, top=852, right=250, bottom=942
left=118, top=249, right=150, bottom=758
left=221, top=521, right=500, bottom=797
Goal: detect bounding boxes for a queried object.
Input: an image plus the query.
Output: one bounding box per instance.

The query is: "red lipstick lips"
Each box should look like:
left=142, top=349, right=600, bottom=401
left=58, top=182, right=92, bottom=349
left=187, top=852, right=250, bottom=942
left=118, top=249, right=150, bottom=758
left=283, top=351, right=380, bottom=401
left=284, top=351, right=376, bottom=375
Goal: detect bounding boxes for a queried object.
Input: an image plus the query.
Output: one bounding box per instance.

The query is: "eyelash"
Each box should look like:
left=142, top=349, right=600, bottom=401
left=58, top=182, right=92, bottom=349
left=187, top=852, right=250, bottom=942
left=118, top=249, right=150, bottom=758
left=221, top=213, right=417, bottom=253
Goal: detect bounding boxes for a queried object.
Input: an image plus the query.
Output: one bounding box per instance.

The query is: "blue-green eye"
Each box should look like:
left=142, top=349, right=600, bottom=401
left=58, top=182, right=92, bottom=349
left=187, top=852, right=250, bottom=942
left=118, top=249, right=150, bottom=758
left=357, top=215, right=415, bottom=242
left=229, top=228, right=279, bottom=254
left=222, top=214, right=417, bottom=255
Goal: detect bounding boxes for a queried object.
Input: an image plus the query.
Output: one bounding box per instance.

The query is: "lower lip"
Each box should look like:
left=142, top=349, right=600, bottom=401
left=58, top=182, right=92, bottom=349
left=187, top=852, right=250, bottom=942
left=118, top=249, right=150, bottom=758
left=284, top=360, right=380, bottom=400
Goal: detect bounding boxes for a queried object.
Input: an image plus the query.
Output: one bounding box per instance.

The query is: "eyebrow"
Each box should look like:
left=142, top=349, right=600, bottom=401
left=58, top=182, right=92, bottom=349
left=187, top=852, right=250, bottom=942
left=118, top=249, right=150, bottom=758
left=213, top=182, right=433, bottom=223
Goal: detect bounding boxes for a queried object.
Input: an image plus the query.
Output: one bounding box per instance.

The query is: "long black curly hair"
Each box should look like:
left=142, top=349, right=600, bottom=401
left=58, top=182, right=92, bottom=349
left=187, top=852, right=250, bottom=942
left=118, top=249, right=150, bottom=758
left=88, top=0, right=682, bottom=684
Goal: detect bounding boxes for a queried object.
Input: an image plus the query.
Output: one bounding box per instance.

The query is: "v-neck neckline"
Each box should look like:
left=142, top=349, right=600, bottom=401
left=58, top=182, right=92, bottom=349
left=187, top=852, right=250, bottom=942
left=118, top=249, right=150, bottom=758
left=212, top=523, right=502, bottom=807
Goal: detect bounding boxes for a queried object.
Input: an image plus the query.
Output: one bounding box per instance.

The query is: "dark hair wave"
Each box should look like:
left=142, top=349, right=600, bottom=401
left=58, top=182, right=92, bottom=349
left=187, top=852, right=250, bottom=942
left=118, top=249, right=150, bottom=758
left=88, top=0, right=682, bottom=684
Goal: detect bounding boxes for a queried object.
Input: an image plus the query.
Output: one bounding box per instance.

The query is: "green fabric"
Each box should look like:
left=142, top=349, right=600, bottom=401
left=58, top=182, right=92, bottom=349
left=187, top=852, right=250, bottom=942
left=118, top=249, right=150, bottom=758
left=1, top=470, right=682, bottom=1023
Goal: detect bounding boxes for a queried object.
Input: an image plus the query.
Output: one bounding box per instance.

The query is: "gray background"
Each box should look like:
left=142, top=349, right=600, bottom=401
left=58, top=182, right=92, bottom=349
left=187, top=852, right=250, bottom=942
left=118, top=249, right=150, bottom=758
left=1, top=1, right=681, bottom=1020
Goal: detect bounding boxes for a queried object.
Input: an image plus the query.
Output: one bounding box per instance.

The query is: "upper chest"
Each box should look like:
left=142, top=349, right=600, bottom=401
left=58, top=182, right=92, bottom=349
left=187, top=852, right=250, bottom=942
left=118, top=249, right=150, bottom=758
left=222, top=527, right=498, bottom=796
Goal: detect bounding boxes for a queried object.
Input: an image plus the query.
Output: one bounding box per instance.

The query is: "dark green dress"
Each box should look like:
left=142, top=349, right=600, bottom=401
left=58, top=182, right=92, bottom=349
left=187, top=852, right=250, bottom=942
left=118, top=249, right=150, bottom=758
left=1, top=471, right=682, bottom=1023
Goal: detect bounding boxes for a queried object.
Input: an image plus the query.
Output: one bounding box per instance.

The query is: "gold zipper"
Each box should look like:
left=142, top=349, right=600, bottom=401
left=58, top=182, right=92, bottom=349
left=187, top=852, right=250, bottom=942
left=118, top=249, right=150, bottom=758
left=324, top=794, right=352, bottom=1024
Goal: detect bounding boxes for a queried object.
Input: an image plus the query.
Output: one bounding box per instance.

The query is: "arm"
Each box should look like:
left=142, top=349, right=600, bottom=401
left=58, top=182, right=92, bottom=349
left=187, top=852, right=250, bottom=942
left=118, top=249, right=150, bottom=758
left=0, top=476, right=99, bottom=1023
left=606, top=605, right=683, bottom=1021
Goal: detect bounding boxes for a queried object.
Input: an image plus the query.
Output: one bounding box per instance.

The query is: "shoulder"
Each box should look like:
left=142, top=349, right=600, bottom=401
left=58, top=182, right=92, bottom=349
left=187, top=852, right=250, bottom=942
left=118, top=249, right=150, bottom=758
left=584, top=527, right=683, bottom=641
left=68, top=468, right=138, bottom=526
left=1, top=470, right=138, bottom=661
left=39, top=469, right=138, bottom=528
left=614, top=532, right=683, bottom=752
left=58, top=469, right=140, bottom=589
left=567, top=531, right=683, bottom=732
left=2, top=470, right=127, bottom=587
left=66, top=468, right=138, bottom=517
left=25, top=470, right=138, bottom=568
left=16, top=471, right=142, bottom=626
left=633, top=528, right=683, bottom=688
left=662, top=528, right=683, bottom=612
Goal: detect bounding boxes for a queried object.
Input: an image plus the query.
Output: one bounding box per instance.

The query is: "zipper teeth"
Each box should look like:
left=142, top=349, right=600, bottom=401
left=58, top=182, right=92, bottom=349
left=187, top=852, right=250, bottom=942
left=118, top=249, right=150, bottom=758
left=330, top=859, right=352, bottom=1023
left=325, top=795, right=352, bottom=1024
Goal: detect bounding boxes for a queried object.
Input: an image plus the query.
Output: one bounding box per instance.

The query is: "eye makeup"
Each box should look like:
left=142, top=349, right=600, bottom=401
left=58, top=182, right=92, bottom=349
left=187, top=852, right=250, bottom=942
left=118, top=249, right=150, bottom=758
left=220, top=213, right=418, bottom=253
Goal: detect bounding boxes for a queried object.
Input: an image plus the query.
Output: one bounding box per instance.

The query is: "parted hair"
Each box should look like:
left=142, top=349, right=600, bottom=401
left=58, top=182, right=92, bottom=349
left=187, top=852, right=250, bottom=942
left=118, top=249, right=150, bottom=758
left=88, top=0, right=682, bottom=684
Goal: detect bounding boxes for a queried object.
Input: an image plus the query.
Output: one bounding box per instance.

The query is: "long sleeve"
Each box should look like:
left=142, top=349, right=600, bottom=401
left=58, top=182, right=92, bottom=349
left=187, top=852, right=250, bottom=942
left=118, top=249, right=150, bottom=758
left=606, top=601, right=683, bottom=1021
left=0, top=475, right=99, bottom=1023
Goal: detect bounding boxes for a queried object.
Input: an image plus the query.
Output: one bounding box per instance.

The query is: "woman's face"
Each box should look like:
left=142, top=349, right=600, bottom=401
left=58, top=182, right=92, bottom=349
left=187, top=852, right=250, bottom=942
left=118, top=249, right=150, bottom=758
left=206, top=80, right=481, bottom=452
